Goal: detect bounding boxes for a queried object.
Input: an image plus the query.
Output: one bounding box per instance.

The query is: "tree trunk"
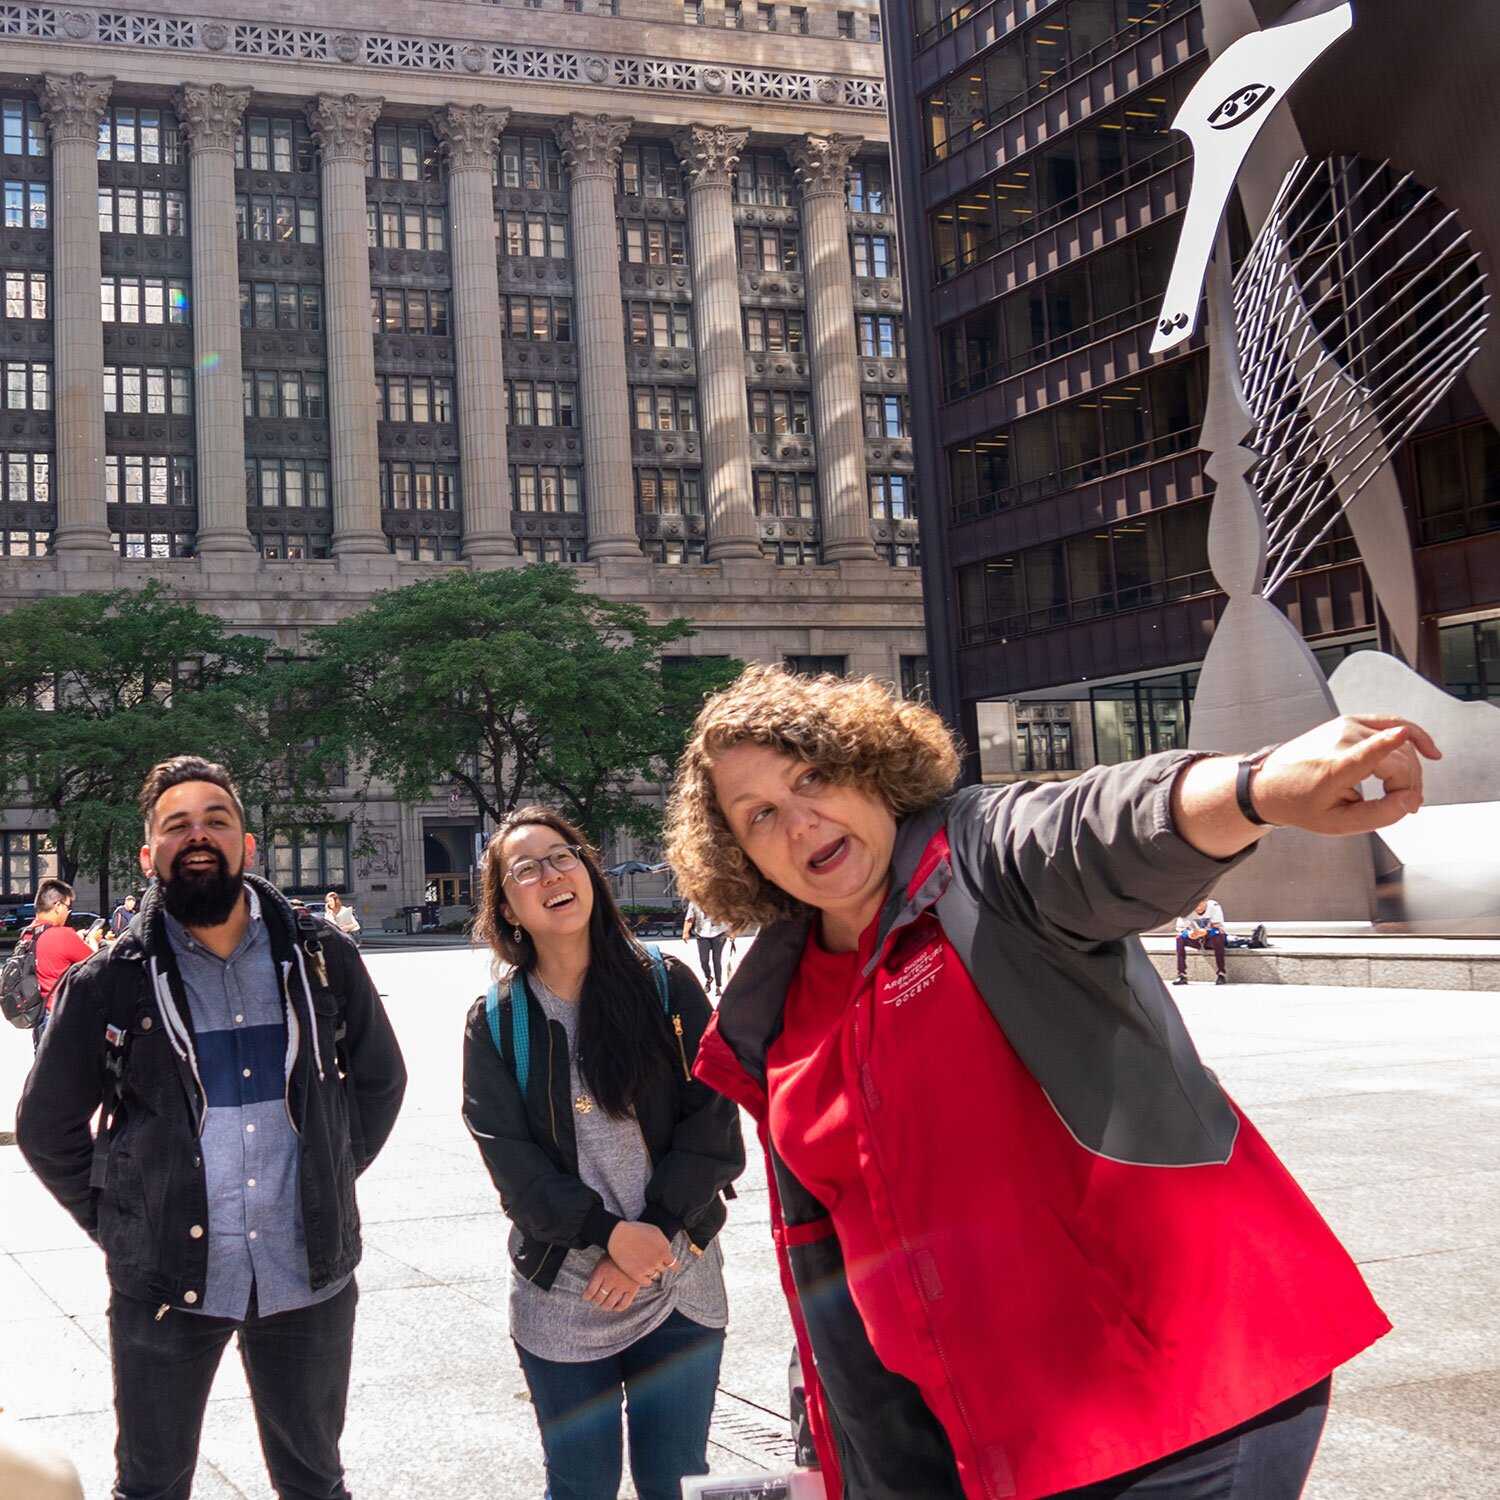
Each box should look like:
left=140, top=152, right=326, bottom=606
left=98, top=825, right=112, bottom=915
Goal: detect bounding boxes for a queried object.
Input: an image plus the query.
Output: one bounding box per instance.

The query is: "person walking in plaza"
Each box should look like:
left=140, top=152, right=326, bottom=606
left=107, top=891, right=138, bottom=940
left=681, top=899, right=729, bottom=997
left=16, top=756, right=407, bottom=1500
left=18, top=879, right=98, bottom=1048
left=323, top=889, right=361, bottom=946
left=1176, top=896, right=1229, bottom=985
left=665, top=665, right=1438, bottom=1500
left=462, top=806, right=744, bottom=1500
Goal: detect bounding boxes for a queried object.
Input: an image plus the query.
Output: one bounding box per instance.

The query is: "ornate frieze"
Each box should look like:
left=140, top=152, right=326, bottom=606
left=673, top=125, right=748, bottom=191
left=433, top=104, right=510, bottom=174
left=307, top=93, right=383, bottom=165
left=554, top=114, right=631, bottom=179
left=37, top=71, right=112, bottom=143
left=788, top=133, right=863, bottom=199
left=176, top=82, right=252, bottom=153
left=0, top=6, right=886, bottom=112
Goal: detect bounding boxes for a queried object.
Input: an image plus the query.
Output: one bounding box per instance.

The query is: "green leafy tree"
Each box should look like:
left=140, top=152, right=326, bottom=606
left=298, top=565, right=741, bottom=848
left=0, top=582, right=331, bottom=910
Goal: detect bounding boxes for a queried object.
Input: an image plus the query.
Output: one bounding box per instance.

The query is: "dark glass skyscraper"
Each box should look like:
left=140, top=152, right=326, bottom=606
left=885, top=0, right=1500, bottom=783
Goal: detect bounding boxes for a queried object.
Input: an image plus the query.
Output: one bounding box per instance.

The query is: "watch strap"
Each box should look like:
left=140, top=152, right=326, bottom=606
left=1235, top=744, right=1280, bottom=828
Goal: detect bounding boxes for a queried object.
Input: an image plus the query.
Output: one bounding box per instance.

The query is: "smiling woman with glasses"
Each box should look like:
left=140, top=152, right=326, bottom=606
left=461, top=804, right=745, bottom=1500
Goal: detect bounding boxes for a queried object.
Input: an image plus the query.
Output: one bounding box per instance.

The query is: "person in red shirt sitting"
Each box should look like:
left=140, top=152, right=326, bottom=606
left=26, top=879, right=97, bottom=1047
left=665, top=665, right=1438, bottom=1500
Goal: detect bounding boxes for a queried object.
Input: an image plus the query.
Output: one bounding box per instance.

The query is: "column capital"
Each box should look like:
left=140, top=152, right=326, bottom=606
left=673, top=124, right=749, bottom=191
left=434, top=104, right=511, bottom=174
left=308, top=93, right=384, bottom=165
left=788, top=133, right=863, bottom=200
left=37, top=73, right=113, bottom=145
left=555, top=114, right=632, bottom=179
left=176, top=83, right=252, bottom=154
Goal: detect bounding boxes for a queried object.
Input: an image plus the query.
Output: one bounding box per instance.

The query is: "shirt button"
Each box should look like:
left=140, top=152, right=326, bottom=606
left=248, top=1230, right=258, bottom=1241
left=245, top=1123, right=255, bottom=1134
left=247, top=1178, right=256, bottom=1187
left=183, top=1290, right=198, bottom=1305
left=234, top=1013, right=244, bottom=1024
left=189, top=1224, right=204, bottom=1239
left=242, top=1068, right=252, bottom=1078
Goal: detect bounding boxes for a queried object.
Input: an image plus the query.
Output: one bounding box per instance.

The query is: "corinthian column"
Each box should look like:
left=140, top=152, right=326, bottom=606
left=39, top=74, right=113, bottom=555
left=673, top=125, right=761, bottom=561
left=178, top=83, right=255, bottom=555
left=555, top=115, right=640, bottom=560
left=308, top=94, right=386, bottom=557
left=789, top=133, right=878, bottom=564
left=434, top=104, right=516, bottom=566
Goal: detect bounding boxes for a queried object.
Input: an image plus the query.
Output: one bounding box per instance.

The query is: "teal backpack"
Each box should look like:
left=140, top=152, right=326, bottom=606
left=485, top=945, right=672, bottom=1095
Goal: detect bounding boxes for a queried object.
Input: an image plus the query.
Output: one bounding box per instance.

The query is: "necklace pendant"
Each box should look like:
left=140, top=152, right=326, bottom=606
left=575, top=1094, right=594, bottom=1115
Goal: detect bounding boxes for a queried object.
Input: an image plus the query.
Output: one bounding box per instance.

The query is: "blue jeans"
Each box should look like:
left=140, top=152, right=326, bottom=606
left=515, top=1310, right=725, bottom=1500
left=1053, top=1378, right=1331, bottom=1498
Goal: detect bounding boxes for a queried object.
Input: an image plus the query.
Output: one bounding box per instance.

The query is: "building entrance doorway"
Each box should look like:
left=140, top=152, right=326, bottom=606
left=423, top=820, right=479, bottom=909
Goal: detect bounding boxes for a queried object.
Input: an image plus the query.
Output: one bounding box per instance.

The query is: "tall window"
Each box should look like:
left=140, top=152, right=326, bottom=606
left=507, top=381, right=577, bottom=428
left=737, top=226, right=800, bottom=272
left=619, top=143, right=683, bottom=199
left=899, top=656, right=930, bottom=702
left=1412, top=423, right=1500, bottom=545
left=4, top=271, right=47, bottom=319
left=499, top=133, right=564, bottom=191
left=847, top=161, right=891, bottom=213
left=367, top=202, right=445, bottom=250
left=235, top=115, right=317, bottom=173
left=500, top=211, right=569, bottom=260
left=635, top=469, right=703, bottom=514
left=503, top=295, right=574, bottom=343
left=754, top=470, right=817, bottom=517
left=863, top=394, right=909, bottom=438
left=868, top=473, right=912, bottom=519
left=851, top=234, right=895, bottom=278
left=856, top=314, right=904, bottom=357
left=99, top=187, right=187, bottom=236
left=749, top=391, right=813, bottom=435
left=627, top=303, right=693, bottom=349
left=104, top=454, right=194, bottom=507
left=370, top=287, right=450, bottom=335
left=240, top=282, right=322, bottom=330
left=745, top=309, right=806, bottom=352
left=380, top=462, right=459, bottom=511
left=100, top=277, right=190, bottom=325
left=104, top=366, right=191, bottom=415
left=270, top=826, right=350, bottom=892
left=620, top=220, right=687, bottom=266
left=242, top=371, right=328, bottom=421
left=375, top=376, right=454, bottom=424
left=2, top=361, right=50, bottom=411
left=1, top=831, right=58, bottom=896
left=2, top=451, right=50, bottom=504
left=1, top=98, right=47, bottom=157
left=735, top=151, right=795, bottom=207
left=247, top=458, right=332, bottom=510
left=4, top=181, right=47, bottom=228
left=368, top=125, right=440, bottom=182
left=511, top=465, right=583, bottom=512
left=632, top=388, right=698, bottom=432
left=97, top=106, right=181, bottom=164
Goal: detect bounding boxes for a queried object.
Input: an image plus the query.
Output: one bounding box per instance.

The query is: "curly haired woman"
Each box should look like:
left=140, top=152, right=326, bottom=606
left=664, top=665, right=1439, bottom=1500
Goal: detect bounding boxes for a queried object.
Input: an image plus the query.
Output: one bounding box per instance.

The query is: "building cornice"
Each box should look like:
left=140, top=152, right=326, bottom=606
left=0, top=4, right=886, bottom=113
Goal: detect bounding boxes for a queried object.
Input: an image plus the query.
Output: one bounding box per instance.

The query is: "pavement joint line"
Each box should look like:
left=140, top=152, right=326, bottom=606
left=1355, top=1242, right=1500, bottom=1266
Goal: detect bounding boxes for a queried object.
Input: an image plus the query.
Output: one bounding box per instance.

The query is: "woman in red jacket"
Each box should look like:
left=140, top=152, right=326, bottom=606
left=664, top=665, right=1438, bottom=1500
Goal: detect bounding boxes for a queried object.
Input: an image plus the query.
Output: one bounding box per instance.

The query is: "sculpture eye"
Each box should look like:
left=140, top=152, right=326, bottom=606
left=1208, top=83, right=1277, bottom=130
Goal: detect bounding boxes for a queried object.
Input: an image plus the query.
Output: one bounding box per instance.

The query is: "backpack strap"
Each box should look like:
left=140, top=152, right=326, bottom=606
left=484, top=973, right=534, bottom=1096
left=642, top=945, right=670, bottom=1013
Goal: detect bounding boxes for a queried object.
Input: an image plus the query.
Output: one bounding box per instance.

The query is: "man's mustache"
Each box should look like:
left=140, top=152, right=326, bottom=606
left=169, top=846, right=232, bottom=879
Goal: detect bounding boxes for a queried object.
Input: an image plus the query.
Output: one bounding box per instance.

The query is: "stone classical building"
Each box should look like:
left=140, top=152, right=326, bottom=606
left=0, top=0, right=923, bottom=922
left=883, top=0, right=1500, bottom=784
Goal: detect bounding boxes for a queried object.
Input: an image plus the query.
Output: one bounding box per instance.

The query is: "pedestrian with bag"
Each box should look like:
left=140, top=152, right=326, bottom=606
left=16, top=756, right=406, bottom=1500
left=462, top=805, right=745, bottom=1500
left=665, top=665, right=1436, bottom=1500
left=1, top=879, right=97, bottom=1048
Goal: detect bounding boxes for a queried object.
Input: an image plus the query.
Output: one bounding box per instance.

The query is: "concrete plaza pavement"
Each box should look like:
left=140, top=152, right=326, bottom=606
left=1, top=941, right=1497, bottom=1498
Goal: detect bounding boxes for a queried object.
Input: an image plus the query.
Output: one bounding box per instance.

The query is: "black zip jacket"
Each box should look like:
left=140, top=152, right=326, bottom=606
left=15, top=874, right=406, bottom=1310
left=461, top=955, right=745, bottom=1291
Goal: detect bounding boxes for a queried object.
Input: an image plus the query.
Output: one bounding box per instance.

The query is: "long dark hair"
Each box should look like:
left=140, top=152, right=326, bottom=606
left=475, top=806, right=676, bottom=1118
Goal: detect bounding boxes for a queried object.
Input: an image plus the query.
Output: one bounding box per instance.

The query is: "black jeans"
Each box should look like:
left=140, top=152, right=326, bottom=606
left=1053, top=1378, right=1331, bottom=1499
left=515, top=1310, right=724, bottom=1500
left=108, top=1279, right=357, bottom=1500
left=695, top=934, right=726, bottom=990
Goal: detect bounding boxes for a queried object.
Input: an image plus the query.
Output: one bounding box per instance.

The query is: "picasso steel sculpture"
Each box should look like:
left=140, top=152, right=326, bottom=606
left=1154, top=0, right=1500, bottom=921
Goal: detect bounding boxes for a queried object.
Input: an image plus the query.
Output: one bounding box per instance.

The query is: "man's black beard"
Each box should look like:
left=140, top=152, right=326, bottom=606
left=158, top=847, right=246, bottom=928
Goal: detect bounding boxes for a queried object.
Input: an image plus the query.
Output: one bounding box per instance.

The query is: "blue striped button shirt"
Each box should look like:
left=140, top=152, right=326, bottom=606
left=163, top=888, right=349, bottom=1319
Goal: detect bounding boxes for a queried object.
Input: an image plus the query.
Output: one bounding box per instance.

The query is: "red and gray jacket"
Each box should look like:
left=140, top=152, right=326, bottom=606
left=695, top=750, right=1389, bottom=1500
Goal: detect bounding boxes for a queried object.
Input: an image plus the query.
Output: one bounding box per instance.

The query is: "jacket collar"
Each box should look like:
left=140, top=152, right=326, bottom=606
left=710, top=796, right=954, bottom=1086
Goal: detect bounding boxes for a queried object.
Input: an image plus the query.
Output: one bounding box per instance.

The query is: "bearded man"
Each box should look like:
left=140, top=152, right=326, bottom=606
left=17, top=755, right=406, bottom=1500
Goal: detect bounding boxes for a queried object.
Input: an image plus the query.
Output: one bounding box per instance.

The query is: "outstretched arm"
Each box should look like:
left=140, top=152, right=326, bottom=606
left=1172, top=716, right=1441, bottom=860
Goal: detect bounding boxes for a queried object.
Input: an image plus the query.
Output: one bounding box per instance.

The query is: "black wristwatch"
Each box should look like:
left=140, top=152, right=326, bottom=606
left=1235, top=744, right=1280, bottom=827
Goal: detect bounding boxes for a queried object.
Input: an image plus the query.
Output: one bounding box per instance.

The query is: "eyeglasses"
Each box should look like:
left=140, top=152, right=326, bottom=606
left=503, top=846, right=582, bottom=886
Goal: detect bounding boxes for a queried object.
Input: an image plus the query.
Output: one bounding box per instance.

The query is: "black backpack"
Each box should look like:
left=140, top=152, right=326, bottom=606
left=1, top=927, right=46, bottom=1029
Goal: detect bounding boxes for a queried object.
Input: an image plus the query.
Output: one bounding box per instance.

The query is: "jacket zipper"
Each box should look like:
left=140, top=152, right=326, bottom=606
left=852, top=983, right=990, bottom=1493
left=155, top=1303, right=170, bottom=1321
left=671, top=1014, right=691, bottom=1082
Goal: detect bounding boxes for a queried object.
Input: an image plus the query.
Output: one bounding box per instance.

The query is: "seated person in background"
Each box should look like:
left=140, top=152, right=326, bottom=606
left=1175, top=897, right=1228, bottom=986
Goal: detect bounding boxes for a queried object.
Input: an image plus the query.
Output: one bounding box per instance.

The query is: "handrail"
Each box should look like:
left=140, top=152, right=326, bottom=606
left=949, top=423, right=1202, bottom=527
left=925, top=0, right=1199, bottom=157
left=934, top=137, right=1190, bottom=283
left=942, top=296, right=1161, bottom=402
left=915, top=0, right=1054, bottom=54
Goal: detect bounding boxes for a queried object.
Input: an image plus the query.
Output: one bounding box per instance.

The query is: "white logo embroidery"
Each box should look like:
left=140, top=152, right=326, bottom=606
left=882, top=943, right=944, bottom=1007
